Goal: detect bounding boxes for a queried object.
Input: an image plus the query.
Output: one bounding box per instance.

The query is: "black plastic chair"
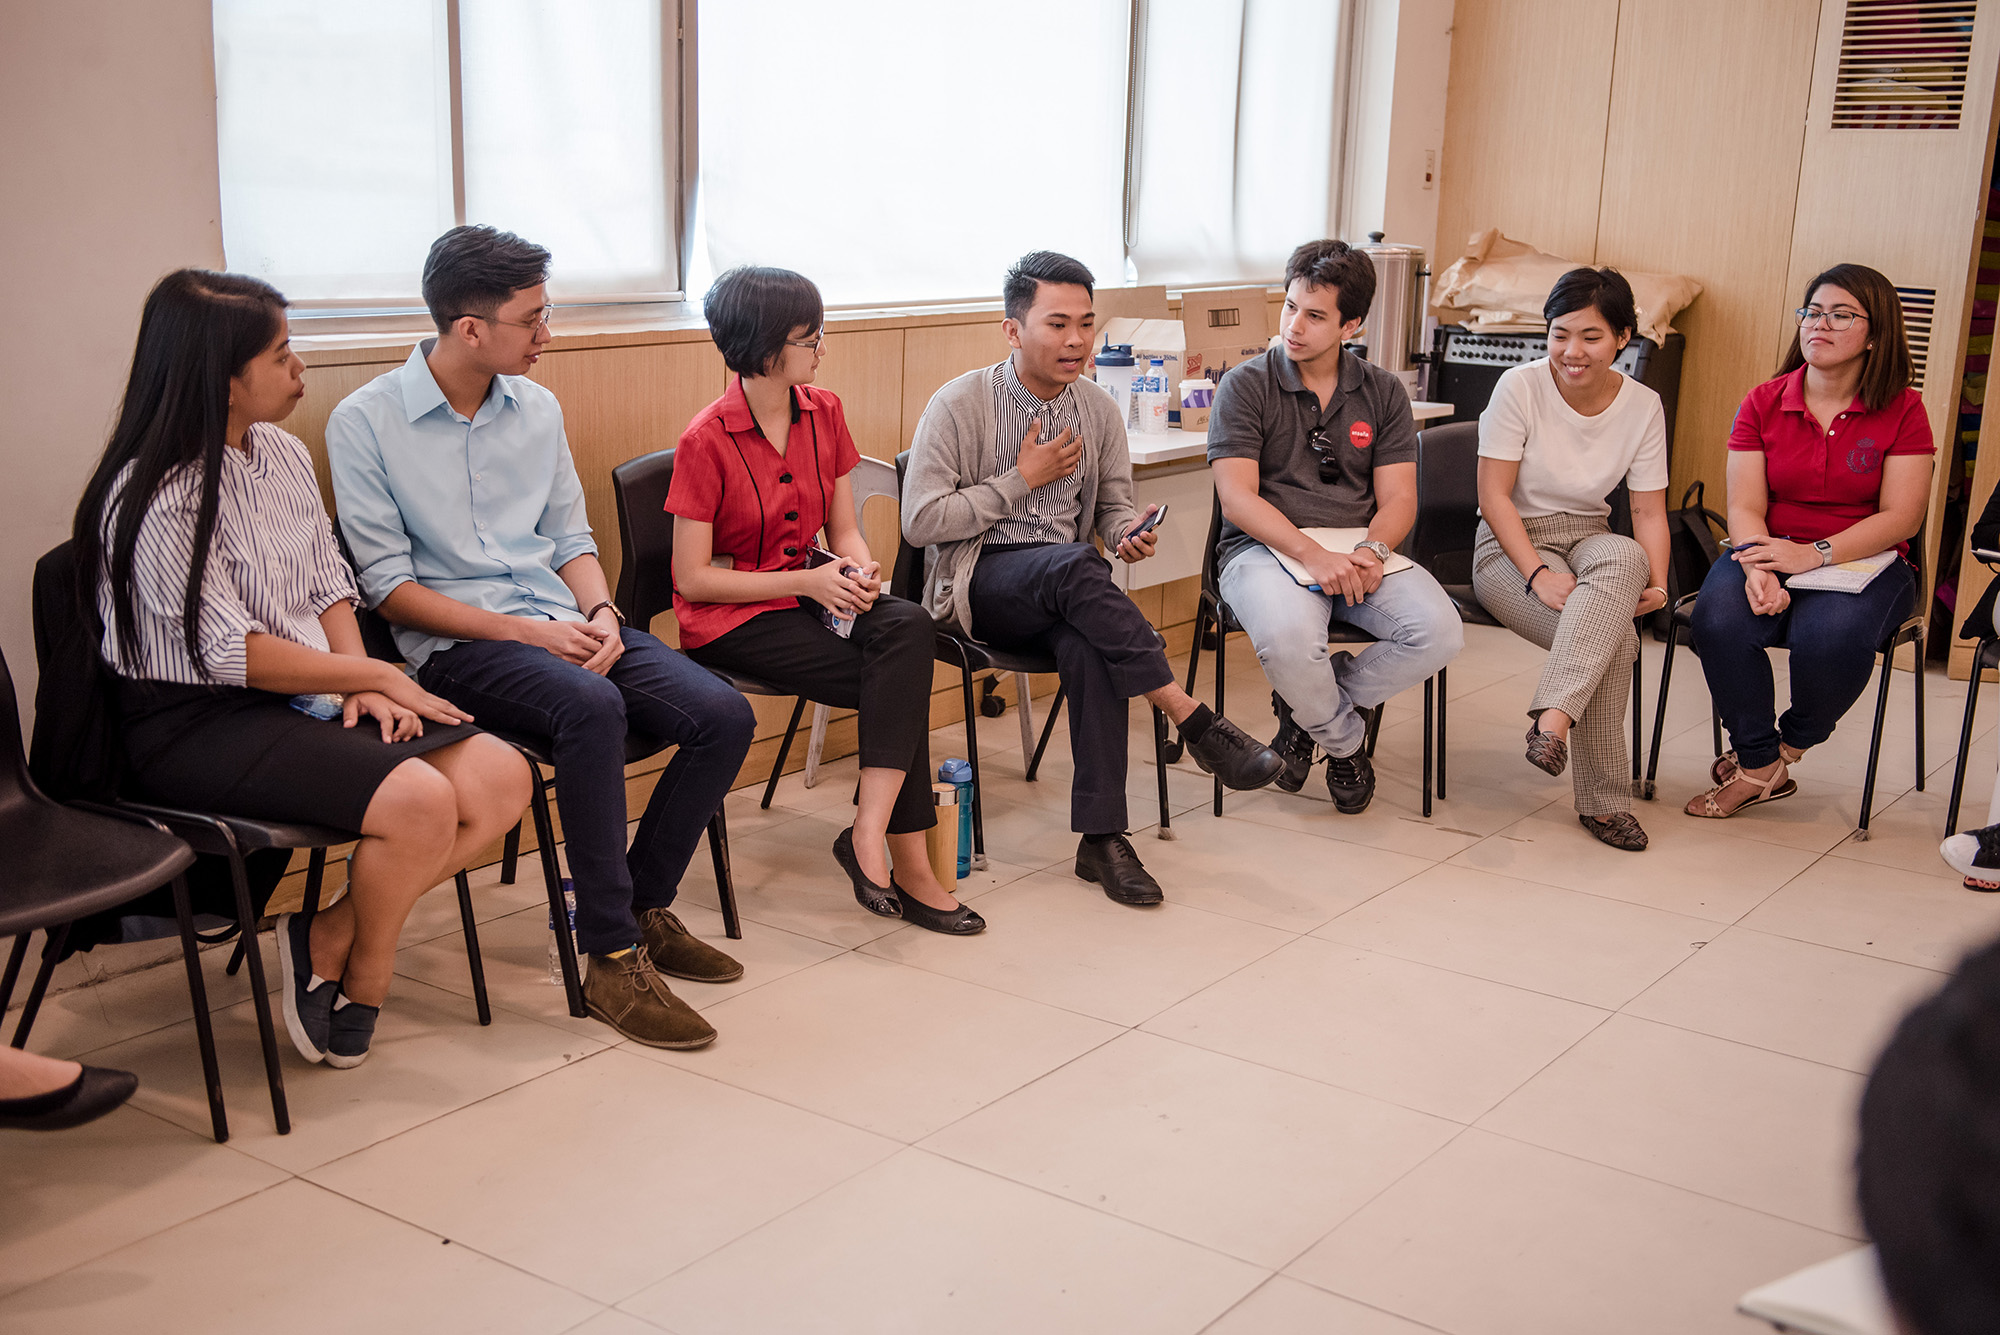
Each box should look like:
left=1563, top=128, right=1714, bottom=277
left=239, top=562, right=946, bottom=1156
left=612, top=447, right=813, bottom=811
left=0, top=648, right=213, bottom=1131
left=1642, top=544, right=1925, bottom=839
left=1943, top=554, right=2000, bottom=837
left=893, top=451, right=1174, bottom=867
left=1405, top=421, right=1646, bottom=801
left=1180, top=488, right=1433, bottom=817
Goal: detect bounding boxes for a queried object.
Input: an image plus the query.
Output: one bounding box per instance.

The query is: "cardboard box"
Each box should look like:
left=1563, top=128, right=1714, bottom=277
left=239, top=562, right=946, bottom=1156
left=1092, top=285, right=1170, bottom=322
left=1177, top=286, right=1272, bottom=430
left=1096, top=316, right=1185, bottom=403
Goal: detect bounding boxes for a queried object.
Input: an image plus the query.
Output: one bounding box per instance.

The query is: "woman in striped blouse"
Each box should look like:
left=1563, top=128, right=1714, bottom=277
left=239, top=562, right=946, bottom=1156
left=72, top=270, right=531, bottom=1069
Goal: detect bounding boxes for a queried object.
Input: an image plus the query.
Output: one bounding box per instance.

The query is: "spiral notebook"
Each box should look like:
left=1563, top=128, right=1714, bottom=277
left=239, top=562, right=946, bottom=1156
left=1785, top=550, right=1897, bottom=594
left=1273, top=528, right=1415, bottom=591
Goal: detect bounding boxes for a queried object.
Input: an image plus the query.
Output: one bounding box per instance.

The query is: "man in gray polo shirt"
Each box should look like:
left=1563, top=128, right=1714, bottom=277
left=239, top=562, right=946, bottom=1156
left=1208, top=239, right=1463, bottom=814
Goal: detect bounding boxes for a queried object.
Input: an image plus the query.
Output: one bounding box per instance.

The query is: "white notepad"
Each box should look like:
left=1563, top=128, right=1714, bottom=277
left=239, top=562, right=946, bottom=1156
left=1272, top=528, right=1415, bottom=591
left=1786, top=550, right=1897, bottom=594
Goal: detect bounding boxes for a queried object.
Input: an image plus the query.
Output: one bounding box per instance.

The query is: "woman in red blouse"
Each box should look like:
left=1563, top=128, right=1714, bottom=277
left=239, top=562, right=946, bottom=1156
left=669, top=267, right=981, bottom=935
left=1686, top=263, right=1934, bottom=818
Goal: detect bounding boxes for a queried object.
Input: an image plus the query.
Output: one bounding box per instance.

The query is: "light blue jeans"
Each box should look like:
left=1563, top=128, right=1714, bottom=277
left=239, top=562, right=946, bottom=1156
left=1219, top=542, right=1464, bottom=757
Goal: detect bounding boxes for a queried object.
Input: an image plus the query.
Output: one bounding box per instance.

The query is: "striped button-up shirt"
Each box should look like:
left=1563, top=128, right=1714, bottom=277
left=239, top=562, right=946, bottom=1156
left=102, top=423, right=358, bottom=686
left=987, top=357, right=1086, bottom=546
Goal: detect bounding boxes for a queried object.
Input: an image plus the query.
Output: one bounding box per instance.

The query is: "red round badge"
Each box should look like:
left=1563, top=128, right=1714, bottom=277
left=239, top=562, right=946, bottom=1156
left=1349, top=421, right=1373, bottom=449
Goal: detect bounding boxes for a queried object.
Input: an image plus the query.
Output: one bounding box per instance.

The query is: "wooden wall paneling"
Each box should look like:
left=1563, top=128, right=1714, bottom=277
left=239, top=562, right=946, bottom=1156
left=1782, top=0, right=2000, bottom=672
left=528, top=338, right=726, bottom=601
left=1593, top=0, right=1821, bottom=501
left=293, top=357, right=404, bottom=512
left=899, top=319, right=1012, bottom=448
left=1432, top=0, right=1619, bottom=288
left=814, top=327, right=905, bottom=461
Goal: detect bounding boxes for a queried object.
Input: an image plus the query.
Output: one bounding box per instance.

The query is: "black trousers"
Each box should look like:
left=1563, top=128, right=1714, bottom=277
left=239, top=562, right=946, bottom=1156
left=969, top=543, right=1175, bottom=834
left=690, top=597, right=939, bottom=833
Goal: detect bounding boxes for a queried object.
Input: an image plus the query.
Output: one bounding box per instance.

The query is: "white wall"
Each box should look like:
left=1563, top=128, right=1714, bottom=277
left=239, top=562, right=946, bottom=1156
left=0, top=0, right=223, bottom=730
left=1342, top=0, right=1454, bottom=264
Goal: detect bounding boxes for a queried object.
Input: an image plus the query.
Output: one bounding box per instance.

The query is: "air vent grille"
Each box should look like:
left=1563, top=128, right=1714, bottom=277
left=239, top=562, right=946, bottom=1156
left=1897, top=285, right=1937, bottom=388
left=1830, top=0, right=1976, bottom=129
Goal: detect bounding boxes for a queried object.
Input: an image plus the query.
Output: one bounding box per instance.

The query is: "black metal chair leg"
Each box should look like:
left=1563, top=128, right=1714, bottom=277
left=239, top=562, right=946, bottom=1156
left=1630, top=634, right=1644, bottom=787
left=0, top=932, right=28, bottom=1016
left=1212, top=611, right=1228, bottom=816
left=455, top=871, right=491, bottom=1026
left=526, top=771, right=586, bottom=1018
left=1913, top=634, right=1926, bottom=791
left=1364, top=703, right=1383, bottom=758
left=1856, top=650, right=1899, bottom=840
left=1645, top=621, right=1680, bottom=794
left=707, top=805, right=741, bottom=940
left=1152, top=705, right=1175, bottom=839
left=762, top=697, right=809, bottom=810
left=220, top=836, right=289, bottom=1135
left=171, top=872, right=228, bottom=1142
left=9, top=923, right=68, bottom=1049
left=500, top=821, right=522, bottom=885
left=303, top=847, right=327, bottom=920
left=1422, top=677, right=1434, bottom=818
left=1026, top=684, right=1067, bottom=781
left=1946, top=643, right=1988, bottom=836
left=1437, top=664, right=1448, bottom=800
left=225, top=937, right=247, bottom=977
left=954, top=651, right=988, bottom=870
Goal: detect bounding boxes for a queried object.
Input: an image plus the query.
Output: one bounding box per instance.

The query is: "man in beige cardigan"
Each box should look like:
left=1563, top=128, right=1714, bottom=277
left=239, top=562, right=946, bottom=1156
left=903, top=251, right=1281, bottom=906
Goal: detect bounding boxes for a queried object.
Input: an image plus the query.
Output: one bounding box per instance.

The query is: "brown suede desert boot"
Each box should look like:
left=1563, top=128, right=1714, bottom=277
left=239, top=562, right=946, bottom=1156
left=582, top=949, right=717, bottom=1049
left=638, top=907, right=744, bottom=983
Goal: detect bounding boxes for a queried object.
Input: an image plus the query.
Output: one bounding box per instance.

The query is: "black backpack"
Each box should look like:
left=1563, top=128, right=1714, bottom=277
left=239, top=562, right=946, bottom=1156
left=1655, top=480, right=1727, bottom=637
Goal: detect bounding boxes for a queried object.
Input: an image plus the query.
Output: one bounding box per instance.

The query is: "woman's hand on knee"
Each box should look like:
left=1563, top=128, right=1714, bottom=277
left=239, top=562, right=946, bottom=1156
left=1532, top=569, right=1576, bottom=611
left=1743, top=567, right=1789, bottom=616
left=344, top=690, right=422, bottom=743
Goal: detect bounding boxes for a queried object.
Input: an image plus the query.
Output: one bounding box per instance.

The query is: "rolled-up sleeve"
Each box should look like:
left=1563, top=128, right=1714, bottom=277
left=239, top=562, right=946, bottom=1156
left=326, top=404, right=417, bottom=607
left=538, top=423, right=599, bottom=571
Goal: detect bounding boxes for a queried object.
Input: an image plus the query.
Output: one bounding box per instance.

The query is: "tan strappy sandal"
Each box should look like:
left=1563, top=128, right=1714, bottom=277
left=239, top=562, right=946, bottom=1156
left=1685, top=759, right=1792, bottom=819
left=1710, top=743, right=1805, bottom=786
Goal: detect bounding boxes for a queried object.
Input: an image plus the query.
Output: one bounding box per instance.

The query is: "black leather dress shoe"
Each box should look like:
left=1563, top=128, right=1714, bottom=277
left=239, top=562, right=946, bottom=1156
left=0, top=1065, right=139, bottom=1131
left=1269, top=692, right=1317, bottom=795
left=1184, top=715, right=1285, bottom=791
left=1075, top=833, right=1165, bottom=906
left=893, top=882, right=986, bottom=934
left=833, top=827, right=902, bottom=917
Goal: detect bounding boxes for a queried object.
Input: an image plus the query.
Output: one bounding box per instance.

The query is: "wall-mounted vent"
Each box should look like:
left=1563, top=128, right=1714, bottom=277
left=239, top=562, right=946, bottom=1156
left=1897, top=285, right=1937, bottom=388
left=1831, top=0, right=1976, bottom=129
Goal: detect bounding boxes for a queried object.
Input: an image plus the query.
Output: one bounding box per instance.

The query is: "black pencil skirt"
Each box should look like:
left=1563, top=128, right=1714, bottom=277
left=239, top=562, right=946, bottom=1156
left=117, top=679, right=484, bottom=835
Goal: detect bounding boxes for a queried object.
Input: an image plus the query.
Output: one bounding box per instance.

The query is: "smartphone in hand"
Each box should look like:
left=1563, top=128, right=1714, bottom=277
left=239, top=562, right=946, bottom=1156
left=1121, top=504, right=1169, bottom=547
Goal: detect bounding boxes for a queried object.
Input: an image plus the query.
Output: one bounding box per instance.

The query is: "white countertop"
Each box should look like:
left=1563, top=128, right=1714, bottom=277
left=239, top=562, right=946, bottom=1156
left=1127, top=401, right=1454, bottom=467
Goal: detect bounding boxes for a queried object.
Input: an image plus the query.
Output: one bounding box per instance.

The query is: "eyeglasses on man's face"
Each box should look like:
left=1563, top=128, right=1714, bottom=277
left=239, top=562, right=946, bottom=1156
left=1796, top=307, right=1866, bottom=331
left=462, top=304, right=554, bottom=332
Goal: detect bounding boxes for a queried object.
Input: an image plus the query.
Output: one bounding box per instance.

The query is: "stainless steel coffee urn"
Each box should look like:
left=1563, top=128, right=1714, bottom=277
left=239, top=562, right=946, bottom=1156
left=1354, top=232, right=1427, bottom=396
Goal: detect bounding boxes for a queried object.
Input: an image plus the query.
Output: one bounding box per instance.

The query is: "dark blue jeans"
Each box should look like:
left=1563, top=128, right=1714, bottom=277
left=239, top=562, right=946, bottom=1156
left=1690, top=553, right=1916, bottom=770
left=418, top=628, right=755, bottom=954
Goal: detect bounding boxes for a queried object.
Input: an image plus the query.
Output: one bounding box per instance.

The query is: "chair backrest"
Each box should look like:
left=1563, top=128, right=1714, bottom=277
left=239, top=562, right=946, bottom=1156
left=611, top=448, right=679, bottom=633
left=891, top=451, right=925, bottom=601
left=0, top=637, right=33, bottom=816
left=1200, top=488, right=1226, bottom=601
left=1406, top=421, right=1482, bottom=586
left=330, top=524, right=406, bottom=663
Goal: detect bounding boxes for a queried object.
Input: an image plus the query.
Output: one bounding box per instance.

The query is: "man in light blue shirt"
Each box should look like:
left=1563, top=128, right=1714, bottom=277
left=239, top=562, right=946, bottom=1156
left=327, top=225, right=753, bottom=1051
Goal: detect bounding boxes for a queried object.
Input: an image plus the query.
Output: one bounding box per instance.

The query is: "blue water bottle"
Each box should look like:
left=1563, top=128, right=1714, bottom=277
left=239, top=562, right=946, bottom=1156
left=938, top=758, right=974, bottom=878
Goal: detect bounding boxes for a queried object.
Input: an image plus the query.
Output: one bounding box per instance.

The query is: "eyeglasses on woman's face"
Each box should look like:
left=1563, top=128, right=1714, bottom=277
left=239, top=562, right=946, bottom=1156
left=1796, top=306, right=1867, bottom=331
left=785, top=330, right=826, bottom=353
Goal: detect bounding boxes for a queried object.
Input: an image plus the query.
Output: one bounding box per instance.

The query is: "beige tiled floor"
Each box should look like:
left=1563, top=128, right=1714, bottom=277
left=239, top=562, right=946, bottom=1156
left=6, top=623, right=2000, bottom=1333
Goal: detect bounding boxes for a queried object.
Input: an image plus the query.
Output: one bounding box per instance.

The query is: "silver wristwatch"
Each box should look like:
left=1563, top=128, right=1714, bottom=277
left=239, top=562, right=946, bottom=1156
left=1813, top=539, right=1834, bottom=567
left=1353, top=539, right=1393, bottom=563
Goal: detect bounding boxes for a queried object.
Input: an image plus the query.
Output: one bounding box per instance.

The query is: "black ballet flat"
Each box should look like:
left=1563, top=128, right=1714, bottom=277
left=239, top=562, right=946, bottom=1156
left=0, top=1065, right=139, bottom=1132
left=833, top=827, right=902, bottom=918
left=893, top=881, right=986, bottom=935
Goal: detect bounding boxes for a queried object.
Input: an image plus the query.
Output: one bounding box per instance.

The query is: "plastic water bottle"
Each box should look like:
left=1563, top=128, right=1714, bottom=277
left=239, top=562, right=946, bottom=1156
left=1094, top=342, right=1139, bottom=429
left=546, top=880, right=578, bottom=984
left=938, top=758, right=974, bottom=878
left=1135, top=357, right=1171, bottom=434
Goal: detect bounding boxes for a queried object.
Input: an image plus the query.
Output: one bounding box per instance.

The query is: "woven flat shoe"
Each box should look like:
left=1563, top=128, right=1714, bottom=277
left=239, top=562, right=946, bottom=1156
left=1525, top=721, right=1568, bottom=776
left=1579, top=811, right=1649, bottom=851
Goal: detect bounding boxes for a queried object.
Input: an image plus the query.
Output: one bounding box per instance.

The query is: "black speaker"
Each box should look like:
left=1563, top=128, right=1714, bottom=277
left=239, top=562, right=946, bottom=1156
left=1430, top=327, right=1686, bottom=459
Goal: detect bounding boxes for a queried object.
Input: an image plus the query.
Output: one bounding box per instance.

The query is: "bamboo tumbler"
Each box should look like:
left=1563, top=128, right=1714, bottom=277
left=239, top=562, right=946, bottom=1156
left=926, top=783, right=958, bottom=888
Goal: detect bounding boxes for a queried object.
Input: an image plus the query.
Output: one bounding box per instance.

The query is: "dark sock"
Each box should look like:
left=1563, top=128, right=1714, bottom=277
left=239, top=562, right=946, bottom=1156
left=0, top=1069, right=84, bottom=1115
left=1178, top=703, right=1215, bottom=743
left=1081, top=831, right=1127, bottom=845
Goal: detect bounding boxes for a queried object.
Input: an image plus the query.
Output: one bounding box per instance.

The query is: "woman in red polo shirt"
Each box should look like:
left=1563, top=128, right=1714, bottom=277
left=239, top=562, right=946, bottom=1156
left=1685, top=263, right=1934, bottom=818
left=668, top=267, right=982, bottom=935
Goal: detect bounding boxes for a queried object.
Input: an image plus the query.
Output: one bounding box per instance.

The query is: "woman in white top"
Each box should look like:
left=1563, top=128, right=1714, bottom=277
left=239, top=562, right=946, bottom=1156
left=72, top=269, right=531, bottom=1069
left=1471, top=267, right=1672, bottom=850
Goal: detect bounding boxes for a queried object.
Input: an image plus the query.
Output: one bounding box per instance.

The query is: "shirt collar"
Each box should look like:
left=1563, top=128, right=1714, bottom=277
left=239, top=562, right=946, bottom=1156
left=1001, top=354, right=1073, bottom=416
left=1274, top=346, right=1364, bottom=413
left=1777, top=364, right=1865, bottom=419
left=717, top=376, right=823, bottom=434
left=398, top=339, right=519, bottom=424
